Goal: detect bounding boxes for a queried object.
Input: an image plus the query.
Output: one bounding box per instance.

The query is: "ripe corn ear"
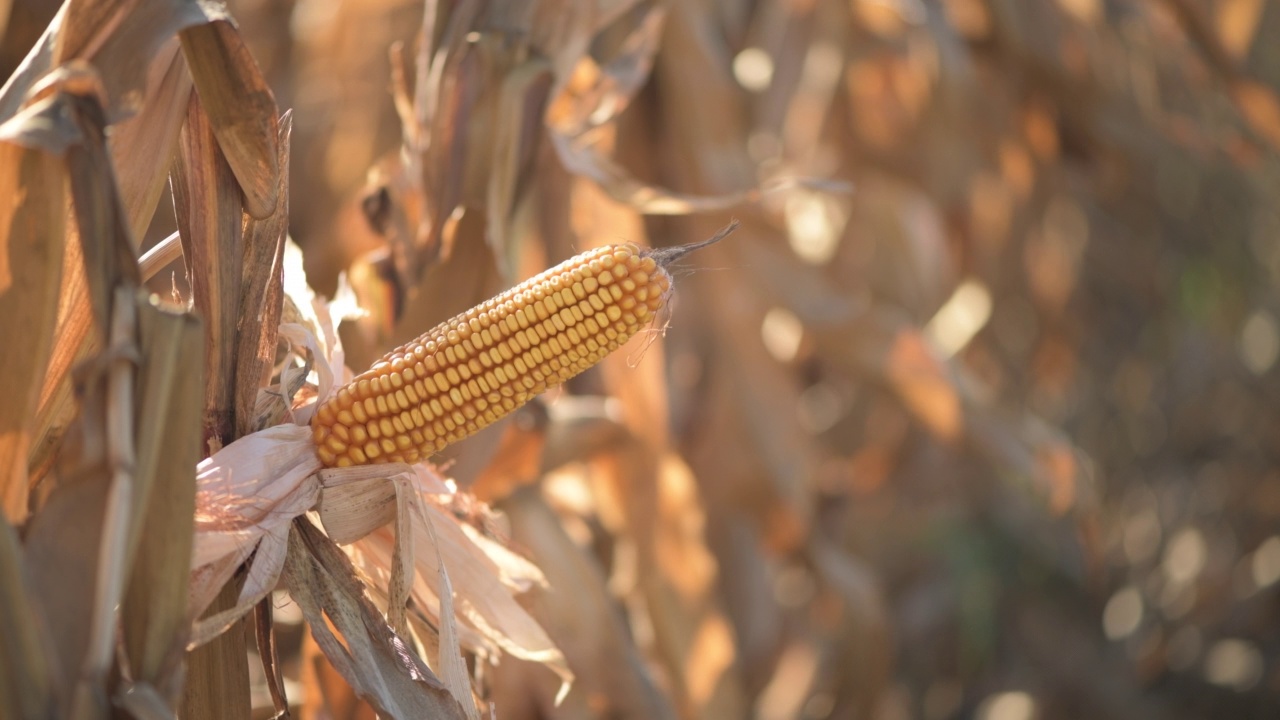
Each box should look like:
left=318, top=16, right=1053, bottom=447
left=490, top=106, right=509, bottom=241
left=311, top=243, right=671, bottom=467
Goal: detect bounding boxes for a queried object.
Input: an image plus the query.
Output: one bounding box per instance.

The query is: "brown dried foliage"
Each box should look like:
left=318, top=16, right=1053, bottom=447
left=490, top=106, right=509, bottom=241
left=4, top=0, right=1280, bottom=719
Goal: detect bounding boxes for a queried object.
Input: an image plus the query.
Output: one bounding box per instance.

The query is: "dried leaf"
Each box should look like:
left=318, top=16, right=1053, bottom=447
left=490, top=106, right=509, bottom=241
left=63, top=87, right=142, bottom=337
left=1231, top=79, right=1280, bottom=149
left=413, top=0, right=482, bottom=148
left=348, top=497, right=570, bottom=684
left=170, top=89, right=244, bottom=447
left=109, top=38, right=193, bottom=239
left=545, top=5, right=830, bottom=214
left=277, top=236, right=358, bottom=418
left=882, top=328, right=962, bottom=441
left=1216, top=0, right=1265, bottom=61
left=188, top=423, right=321, bottom=634
left=0, top=517, right=55, bottom=720
left=234, top=112, right=290, bottom=437
left=417, top=500, right=480, bottom=720
left=492, top=487, right=678, bottom=719
left=28, top=240, right=97, bottom=494
left=387, top=477, right=416, bottom=640
left=0, top=98, right=71, bottom=523
left=28, top=43, right=194, bottom=489
left=298, top=630, right=369, bottom=720
left=53, top=0, right=209, bottom=121
left=20, top=467, right=109, bottom=713
left=122, top=299, right=202, bottom=698
left=554, top=131, right=796, bottom=215
left=485, top=58, right=553, bottom=279
left=808, top=541, right=893, bottom=718
left=419, top=38, right=481, bottom=270
left=15, top=83, right=119, bottom=491
left=2, top=76, right=153, bottom=702
left=0, top=3, right=60, bottom=122
left=284, top=519, right=468, bottom=720
left=115, top=681, right=179, bottom=720
left=177, top=19, right=279, bottom=218
left=543, top=4, right=666, bottom=132
left=320, top=477, right=399, bottom=545
left=180, top=577, right=250, bottom=720
left=252, top=596, right=290, bottom=717
left=316, top=463, right=445, bottom=544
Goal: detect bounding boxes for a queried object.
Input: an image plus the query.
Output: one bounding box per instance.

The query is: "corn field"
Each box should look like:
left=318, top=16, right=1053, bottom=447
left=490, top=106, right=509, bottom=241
left=2, top=0, right=1280, bottom=718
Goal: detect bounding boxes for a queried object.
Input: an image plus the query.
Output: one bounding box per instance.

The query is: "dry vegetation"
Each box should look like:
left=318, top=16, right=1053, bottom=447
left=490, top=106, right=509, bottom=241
left=3, top=0, right=1280, bottom=718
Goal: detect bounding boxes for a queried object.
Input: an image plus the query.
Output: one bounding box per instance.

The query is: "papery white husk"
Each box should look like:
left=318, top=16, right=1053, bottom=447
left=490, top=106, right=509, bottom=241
left=187, top=238, right=571, bottom=698
left=341, top=467, right=570, bottom=685
left=188, top=423, right=321, bottom=645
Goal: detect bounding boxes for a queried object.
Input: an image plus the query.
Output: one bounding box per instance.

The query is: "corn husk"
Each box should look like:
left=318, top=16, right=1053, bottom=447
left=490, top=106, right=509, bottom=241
left=184, top=240, right=571, bottom=713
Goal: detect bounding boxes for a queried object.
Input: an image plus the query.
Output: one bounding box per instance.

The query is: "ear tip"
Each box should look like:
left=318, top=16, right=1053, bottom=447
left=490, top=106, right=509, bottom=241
left=645, top=220, right=741, bottom=268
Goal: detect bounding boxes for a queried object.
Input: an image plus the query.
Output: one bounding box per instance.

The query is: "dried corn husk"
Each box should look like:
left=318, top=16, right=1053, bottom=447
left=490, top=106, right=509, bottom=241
left=185, top=242, right=572, bottom=713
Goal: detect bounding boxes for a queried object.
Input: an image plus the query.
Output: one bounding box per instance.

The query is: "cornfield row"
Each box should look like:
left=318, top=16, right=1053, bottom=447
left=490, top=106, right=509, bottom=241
left=2, top=0, right=1280, bottom=718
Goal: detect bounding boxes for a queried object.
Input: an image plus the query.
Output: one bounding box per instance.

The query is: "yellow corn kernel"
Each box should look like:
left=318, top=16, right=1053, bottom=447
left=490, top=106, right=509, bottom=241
left=308, top=228, right=734, bottom=468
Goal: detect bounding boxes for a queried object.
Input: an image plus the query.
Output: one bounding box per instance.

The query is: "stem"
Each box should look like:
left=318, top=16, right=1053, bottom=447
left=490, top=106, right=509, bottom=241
left=77, top=287, right=138, bottom=709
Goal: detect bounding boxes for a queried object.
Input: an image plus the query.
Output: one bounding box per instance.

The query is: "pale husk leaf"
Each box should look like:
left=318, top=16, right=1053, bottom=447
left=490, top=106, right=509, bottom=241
left=347, top=500, right=572, bottom=690
left=284, top=519, right=468, bottom=720
left=418, top=505, right=482, bottom=720
left=187, top=423, right=321, bottom=639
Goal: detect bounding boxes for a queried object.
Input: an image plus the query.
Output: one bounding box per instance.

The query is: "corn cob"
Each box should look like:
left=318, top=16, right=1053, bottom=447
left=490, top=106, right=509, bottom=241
left=311, top=242, right=673, bottom=467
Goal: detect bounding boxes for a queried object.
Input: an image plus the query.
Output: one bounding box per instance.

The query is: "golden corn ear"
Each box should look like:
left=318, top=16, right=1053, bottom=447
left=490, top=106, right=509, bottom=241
left=311, top=243, right=670, bottom=467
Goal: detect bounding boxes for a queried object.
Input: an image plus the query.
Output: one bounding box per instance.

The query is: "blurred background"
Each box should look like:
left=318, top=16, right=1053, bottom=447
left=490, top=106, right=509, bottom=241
left=8, top=0, right=1280, bottom=718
